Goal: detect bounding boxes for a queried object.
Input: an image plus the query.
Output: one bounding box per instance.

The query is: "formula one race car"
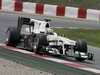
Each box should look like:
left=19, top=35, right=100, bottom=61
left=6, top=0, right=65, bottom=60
left=6, top=17, right=94, bottom=62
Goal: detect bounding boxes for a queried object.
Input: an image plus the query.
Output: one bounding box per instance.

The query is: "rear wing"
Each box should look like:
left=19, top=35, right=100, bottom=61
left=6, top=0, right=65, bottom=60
left=17, top=17, right=30, bottom=32
left=17, top=17, right=50, bottom=33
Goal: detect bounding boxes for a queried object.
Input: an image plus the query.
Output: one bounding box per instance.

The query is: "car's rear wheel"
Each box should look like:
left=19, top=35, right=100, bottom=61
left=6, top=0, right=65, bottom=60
left=33, top=34, right=48, bottom=54
left=33, top=37, right=40, bottom=53
left=6, top=27, right=20, bottom=47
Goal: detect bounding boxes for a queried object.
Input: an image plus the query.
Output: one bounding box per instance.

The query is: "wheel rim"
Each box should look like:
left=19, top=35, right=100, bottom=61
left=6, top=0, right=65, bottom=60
left=6, top=30, right=10, bottom=42
left=33, top=38, right=39, bottom=52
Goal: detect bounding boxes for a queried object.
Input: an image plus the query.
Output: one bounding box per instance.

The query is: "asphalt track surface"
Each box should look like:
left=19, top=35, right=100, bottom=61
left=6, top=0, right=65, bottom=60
left=0, top=58, right=52, bottom=75
left=0, top=12, right=100, bottom=70
left=1, top=44, right=97, bottom=75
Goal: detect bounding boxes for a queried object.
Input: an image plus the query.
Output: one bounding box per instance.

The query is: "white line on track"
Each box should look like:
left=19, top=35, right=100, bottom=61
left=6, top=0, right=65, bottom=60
left=80, top=67, right=100, bottom=74
left=0, top=43, right=33, bottom=54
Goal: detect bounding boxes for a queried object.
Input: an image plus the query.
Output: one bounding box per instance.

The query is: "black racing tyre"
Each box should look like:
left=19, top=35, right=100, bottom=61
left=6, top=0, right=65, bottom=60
left=74, top=40, right=87, bottom=53
left=33, top=34, right=48, bottom=54
left=38, top=34, right=49, bottom=46
left=74, top=40, right=87, bottom=62
left=6, top=27, right=20, bottom=47
left=33, top=37, right=40, bottom=53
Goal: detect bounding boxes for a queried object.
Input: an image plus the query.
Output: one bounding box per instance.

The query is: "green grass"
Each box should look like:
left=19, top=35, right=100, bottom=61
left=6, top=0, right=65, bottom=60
left=53, top=28, right=100, bottom=47
left=22, top=0, right=100, bottom=9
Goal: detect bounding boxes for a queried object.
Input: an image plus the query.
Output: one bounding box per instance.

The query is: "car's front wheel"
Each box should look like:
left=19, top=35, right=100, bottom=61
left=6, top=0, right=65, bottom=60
left=74, top=40, right=87, bottom=61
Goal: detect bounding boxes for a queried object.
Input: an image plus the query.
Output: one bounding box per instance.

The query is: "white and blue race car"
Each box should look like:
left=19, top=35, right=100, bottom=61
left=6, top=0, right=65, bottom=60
left=6, top=17, right=94, bottom=62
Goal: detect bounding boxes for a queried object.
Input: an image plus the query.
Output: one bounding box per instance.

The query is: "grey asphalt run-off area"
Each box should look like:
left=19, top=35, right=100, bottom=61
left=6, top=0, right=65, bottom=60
left=0, top=12, right=100, bottom=73
left=0, top=58, right=53, bottom=75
